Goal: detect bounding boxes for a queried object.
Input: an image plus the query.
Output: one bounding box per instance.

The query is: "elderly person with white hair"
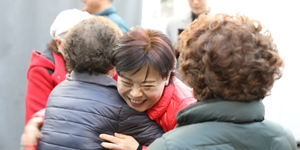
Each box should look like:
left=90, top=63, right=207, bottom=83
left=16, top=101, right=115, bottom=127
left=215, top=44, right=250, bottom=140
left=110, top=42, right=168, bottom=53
left=24, top=8, right=92, bottom=134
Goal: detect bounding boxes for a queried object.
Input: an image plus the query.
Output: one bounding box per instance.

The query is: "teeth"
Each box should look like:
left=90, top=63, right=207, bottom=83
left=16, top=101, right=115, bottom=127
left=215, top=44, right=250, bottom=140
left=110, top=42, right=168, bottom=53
left=130, top=99, right=144, bottom=104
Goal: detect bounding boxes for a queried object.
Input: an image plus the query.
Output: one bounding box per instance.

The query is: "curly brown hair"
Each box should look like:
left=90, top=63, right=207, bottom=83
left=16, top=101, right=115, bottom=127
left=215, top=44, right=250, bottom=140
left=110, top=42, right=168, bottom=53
left=62, top=16, right=122, bottom=74
left=179, top=13, right=284, bottom=101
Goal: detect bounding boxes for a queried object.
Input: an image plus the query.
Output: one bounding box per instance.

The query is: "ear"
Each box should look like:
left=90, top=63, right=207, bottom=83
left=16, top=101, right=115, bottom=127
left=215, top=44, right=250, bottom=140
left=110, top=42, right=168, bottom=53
left=165, top=81, right=169, bottom=86
left=54, top=38, right=61, bottom=46
left=164, top=71, right=172, bottom=86
left=54, top=38, right=63, bottom=54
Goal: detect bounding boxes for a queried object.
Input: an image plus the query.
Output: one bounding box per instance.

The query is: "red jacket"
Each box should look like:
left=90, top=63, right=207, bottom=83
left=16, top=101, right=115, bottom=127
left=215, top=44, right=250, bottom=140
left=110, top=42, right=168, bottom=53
left=25, top=50, right=67, bottom=124
left=147, top=77, right=197, bottom=131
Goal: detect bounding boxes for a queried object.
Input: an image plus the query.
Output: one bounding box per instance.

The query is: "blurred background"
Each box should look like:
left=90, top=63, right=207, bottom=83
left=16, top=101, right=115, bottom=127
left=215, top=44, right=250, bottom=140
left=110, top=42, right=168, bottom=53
left=0, top=0, right=299, bottom=149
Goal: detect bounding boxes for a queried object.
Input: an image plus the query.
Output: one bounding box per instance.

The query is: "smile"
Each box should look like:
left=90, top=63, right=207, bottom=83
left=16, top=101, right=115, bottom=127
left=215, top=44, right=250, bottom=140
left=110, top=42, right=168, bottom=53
left=130, top=99, right=146, bottom=104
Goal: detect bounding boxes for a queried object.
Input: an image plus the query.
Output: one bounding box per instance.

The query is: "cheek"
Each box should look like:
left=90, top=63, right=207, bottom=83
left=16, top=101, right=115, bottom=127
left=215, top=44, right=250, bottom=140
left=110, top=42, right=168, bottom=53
left=200, top=2, right=206, bottom=9
left=147, top=85, right=165, bottom=103
left=117, top=82, right=128, bottom=98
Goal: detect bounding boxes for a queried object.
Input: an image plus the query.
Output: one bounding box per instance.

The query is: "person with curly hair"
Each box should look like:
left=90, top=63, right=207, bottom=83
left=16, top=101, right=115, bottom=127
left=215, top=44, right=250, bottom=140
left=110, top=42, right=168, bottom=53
left=148, top=13, right=297, bottom=150
left=30, top=16, right=164, bottom=150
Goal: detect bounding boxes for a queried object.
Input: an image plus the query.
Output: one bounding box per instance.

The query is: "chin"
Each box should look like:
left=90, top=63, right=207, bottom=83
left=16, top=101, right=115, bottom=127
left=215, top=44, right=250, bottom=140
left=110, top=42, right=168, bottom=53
left=129, top=103, right=146, bottom=112
left=135, top=108, right=145, bottom=113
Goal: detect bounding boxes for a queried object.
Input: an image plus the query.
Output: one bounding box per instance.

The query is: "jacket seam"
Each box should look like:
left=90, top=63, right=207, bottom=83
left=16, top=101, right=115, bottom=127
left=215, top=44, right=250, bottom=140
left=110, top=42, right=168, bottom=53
left=47, top=106, right=118, bottom=122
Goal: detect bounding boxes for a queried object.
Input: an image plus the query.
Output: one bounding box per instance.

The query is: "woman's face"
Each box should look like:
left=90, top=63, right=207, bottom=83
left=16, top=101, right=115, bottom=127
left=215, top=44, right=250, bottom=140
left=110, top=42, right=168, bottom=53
left=81, top=0, right=101, bottom=14
left=188, top=0, right=207, bottom=15
left=117, top=66, right=169, bottom=112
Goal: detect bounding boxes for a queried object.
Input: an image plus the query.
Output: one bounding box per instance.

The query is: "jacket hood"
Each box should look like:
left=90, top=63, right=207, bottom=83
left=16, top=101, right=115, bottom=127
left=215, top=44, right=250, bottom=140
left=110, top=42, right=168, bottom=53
left=176, top=99, right=265, bottom=127
left=96, top=6, right=116, bottom=16
left=27, top=50, right=55, bottom=75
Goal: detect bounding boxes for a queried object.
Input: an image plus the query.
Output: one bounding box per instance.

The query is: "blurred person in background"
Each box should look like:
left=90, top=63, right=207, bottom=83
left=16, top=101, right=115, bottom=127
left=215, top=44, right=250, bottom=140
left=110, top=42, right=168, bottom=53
left=166, top=0, right=209, bottom=45
left=166, top=0, right=209, bottom=80
left=81, top=0, right=128, bottom=33
left=24, top=9, right=92, bottom=124
left=147, top=13, right=297, bottom=150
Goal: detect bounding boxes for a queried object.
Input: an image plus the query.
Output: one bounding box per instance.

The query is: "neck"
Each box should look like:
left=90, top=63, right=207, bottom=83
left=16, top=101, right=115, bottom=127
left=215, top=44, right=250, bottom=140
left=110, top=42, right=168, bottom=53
left=97, top=2, right=112, bottom=14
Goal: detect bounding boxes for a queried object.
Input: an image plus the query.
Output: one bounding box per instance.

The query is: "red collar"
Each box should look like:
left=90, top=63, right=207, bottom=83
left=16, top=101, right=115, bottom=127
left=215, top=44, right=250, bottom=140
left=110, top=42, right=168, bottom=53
left=147, top=83, right=175, bottom=120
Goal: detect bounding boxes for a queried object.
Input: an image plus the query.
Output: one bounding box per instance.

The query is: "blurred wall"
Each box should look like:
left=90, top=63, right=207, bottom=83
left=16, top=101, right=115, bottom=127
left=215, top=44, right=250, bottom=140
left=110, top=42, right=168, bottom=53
left=113, top=0, right=143, bottom=28
left=0, top=0, right=142, bottom=149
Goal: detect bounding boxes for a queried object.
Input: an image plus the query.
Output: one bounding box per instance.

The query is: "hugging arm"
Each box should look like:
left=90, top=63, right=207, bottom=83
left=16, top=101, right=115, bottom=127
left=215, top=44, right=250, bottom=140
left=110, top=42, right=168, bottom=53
left=21, top=109, right=45, bottom=150
left=100, top=105, right=165, bottom=150
left=25, top=66, right=54, bottom=124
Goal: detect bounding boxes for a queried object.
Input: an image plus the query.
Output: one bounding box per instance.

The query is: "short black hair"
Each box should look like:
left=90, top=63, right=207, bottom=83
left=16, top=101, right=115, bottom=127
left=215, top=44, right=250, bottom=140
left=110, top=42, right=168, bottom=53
left=113, top=27, right=176, bottom=84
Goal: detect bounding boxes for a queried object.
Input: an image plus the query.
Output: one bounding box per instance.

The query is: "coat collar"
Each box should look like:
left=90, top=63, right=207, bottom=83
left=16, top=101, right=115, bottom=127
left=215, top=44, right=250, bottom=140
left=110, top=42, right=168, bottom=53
left=96, top=6, right=116, bottom=16
left=147, top=82, right=174, bottom=120
left=176, top=99, right=265, bottom=127
left=67, top=71, right=117, bottom=88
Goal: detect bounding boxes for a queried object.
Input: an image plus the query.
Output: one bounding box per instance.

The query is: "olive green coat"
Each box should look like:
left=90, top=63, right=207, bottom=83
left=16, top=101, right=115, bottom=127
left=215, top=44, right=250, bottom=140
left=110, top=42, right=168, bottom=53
left=148, top=100, right=297, bottom=150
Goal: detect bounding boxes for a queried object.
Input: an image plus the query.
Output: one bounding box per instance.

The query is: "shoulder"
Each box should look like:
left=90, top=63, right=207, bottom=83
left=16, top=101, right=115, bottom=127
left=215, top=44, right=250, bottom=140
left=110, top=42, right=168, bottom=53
left=150, top=120, right=298, bottom=150
left=147, top=136, right=169, bottom=150
left=167, top=13, right=192, bottom=25
left=261, top=120, right=297, bottom=147
left=165, top=78, right=196, bottom=115
left=168, top=12, right=191, bottom=23
left=29, top=50, right=53, bottom=65
left=161, top=79, right=196, bottom=129
left=171, top=78, right=196, bottom=104
left=27, top=50, right=55, bottom=75
left=107, top=13, right=123, bottom=22
left=51, top=79, right=122, bottom=105
left=106, top=13, right=128, bottom=33
left=47, top=80, right=126, bottom=124
left=148, top=124, right=203, bottom=150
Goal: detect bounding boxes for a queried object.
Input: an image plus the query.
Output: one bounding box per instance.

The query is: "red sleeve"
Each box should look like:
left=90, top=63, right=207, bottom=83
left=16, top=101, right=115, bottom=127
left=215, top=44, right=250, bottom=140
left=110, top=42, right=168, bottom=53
left=142, top=145, right=148, bottom=150
left=31, top=108, right=46, bottom=119
left=25, top=66, right=54, bottom=124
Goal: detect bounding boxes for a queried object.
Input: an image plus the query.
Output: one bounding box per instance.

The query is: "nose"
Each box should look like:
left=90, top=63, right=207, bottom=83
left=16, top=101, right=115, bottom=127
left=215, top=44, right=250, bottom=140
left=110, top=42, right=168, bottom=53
left=192, top=0, right=201, bottom=4
left=130, top=85, right=143, bottom=98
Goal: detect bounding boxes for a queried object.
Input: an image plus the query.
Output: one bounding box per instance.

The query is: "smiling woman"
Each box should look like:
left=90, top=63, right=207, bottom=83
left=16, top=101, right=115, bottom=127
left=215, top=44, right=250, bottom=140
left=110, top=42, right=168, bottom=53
left=113, top=26, right=176, bottom=112
left=117, top=65, right=168, bottom=112
left=99, top=26, right=197, bottom=150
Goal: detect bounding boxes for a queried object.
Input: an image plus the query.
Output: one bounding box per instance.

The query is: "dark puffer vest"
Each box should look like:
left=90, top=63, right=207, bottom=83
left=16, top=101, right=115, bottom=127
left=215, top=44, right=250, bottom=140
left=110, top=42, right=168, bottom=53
left=38, top=72, right=164, bottom=150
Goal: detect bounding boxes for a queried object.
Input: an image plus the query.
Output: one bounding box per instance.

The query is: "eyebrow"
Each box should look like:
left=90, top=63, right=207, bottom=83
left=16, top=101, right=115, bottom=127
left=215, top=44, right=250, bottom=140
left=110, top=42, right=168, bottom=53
left=141, top=80, right=156, bottom=84
left=119, top=74, right=156, bottom=84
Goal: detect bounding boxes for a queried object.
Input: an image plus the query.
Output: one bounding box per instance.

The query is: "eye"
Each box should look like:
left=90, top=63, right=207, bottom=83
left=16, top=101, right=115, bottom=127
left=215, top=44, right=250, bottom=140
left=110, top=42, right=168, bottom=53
left=141, top=85, right=154, bottom=90
left=122, top=80, right=132, bottom=87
